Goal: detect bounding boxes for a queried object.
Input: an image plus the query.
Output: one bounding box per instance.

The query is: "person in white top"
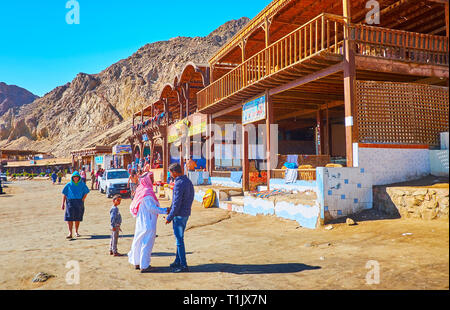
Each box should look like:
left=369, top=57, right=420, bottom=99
left=128, top=172, right=170, bottom=273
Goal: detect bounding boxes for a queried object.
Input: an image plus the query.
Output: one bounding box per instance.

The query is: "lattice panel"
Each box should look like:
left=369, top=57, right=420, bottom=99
left=356, top=81, right=449, bottom=146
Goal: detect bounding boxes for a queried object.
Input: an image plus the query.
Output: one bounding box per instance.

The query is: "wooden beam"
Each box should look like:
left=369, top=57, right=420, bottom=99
left=212, top=103, right=242, bottom=119
left=269, top=62, right=344, bottom=96
left=355, top=56, right=449, bottom=79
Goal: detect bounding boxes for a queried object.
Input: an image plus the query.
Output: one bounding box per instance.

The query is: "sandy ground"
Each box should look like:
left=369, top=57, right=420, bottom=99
left=0, top=179, right=448, bottom=290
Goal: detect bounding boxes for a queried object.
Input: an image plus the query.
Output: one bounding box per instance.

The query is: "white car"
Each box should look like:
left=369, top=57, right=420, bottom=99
left=98, top=169, right=130, bottom=198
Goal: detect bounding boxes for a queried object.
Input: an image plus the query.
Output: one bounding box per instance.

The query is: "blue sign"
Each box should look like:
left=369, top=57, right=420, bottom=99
left=242, top=95, right=266, bottom=125
left=95, top=156, right=104, bottom=165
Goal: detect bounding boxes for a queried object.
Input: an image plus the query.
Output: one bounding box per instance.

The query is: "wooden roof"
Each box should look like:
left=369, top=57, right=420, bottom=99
left=210, top=0, right=448, bottom=67
left=71, top=145, right=112, bottom=156
left=0, top=149, right=46, bottom=156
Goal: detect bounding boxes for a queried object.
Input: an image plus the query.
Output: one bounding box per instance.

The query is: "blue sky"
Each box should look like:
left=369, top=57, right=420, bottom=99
left=0, top=0, right=272, bottom=97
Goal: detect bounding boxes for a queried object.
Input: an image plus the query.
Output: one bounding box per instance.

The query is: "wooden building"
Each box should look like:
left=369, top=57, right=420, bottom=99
left=71, top=145, right=113, bottom=172
left=196, top=0, right=449, bottom=190
left=129, top=62, right=210, bottom=181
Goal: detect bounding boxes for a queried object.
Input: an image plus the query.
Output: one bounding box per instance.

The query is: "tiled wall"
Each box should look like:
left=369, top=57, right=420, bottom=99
left=317, top=167, right=373, bottom=221
left=357, top=147, right=430, bottom=186
left=430, top=150, right=449, bottom=177
left=242, top=196, right=321, bottom=229
left=210, top=177, right=242, bottom=188
left=268, top=179, right=317, bottom=192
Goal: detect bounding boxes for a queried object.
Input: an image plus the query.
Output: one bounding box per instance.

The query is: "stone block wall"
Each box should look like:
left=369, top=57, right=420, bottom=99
left=385, top=187, right=449, bottom=220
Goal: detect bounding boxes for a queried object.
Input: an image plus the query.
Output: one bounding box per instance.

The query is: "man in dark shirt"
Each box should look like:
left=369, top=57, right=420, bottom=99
left=166, top=163, right=194, bottom=272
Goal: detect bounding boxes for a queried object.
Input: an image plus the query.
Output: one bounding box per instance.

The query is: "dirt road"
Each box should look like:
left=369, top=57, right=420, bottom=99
left=0, top=180, right=448, bottom=290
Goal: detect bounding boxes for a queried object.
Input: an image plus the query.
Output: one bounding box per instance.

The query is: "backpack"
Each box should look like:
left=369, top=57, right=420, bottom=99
left=202, top=189, right=216, bottom=208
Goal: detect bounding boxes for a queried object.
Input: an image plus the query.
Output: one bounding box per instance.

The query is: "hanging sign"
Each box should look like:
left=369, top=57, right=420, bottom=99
left=113, top=145, right=132, bottom=155
left=242, top=95, right=266, bottom=125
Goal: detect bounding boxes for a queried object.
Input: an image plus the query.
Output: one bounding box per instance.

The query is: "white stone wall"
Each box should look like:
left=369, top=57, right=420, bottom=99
left=357, top=147, right=430, bottom=186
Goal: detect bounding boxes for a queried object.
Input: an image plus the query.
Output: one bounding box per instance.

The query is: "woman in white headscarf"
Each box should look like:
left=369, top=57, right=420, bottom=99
left=128, top=172, right=169, bottom=273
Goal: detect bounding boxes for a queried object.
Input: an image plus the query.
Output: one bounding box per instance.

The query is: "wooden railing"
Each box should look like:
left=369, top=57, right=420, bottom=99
left=198, top=13, right=346, bottom=111
left=351, top=24, right=449, bottom=66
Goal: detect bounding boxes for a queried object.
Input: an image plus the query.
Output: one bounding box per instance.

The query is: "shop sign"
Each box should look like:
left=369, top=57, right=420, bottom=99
left=167, top=113, right=207, bottom=144
left=95, top=156, right=104, bottom=165
left=242, top=95, right=266, bottom=125
left=113, top=145, right=132, bottom=155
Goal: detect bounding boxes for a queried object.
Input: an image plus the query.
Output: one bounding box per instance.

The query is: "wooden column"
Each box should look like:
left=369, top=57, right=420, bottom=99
left=162, top=135, right=168, bottom=183
left=265, top=91, right=273, bottom=189
left=446, top=2, right=449, bottom=37
left=316, top=109, right=322, bottom=155
left=343, top=0, right=357, bottom=167
left=150, top=139, right=155, bottom=166
left=185, top=84, right=190, bottom=117
left=206, top=114, right=215, bottom=175
left=242, top=124, right=249, bottom=192
left=139, top=141, right=144, bottom=163
left=325, top=103, right=330, bottom=155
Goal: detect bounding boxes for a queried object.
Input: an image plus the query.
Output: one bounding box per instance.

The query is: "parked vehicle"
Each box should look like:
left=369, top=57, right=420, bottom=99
left=98, top=169, right=130, bottom=198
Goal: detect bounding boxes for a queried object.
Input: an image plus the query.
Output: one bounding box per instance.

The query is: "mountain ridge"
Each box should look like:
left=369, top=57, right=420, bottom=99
left=0, top=17, right=250, bottom=156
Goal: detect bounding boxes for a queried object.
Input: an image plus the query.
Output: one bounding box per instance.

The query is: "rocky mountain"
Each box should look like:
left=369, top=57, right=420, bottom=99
left=0, top=17, right=250, bottom=157
left=0, top=82, right=38, bottom=117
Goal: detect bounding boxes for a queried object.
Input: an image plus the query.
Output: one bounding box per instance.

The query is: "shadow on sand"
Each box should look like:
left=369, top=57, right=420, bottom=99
left=147, top=263, right=321, bottom=274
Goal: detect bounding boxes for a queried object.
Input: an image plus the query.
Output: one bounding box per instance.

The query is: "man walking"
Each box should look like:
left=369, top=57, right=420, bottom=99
left=165, top=163, right=194, bottom=273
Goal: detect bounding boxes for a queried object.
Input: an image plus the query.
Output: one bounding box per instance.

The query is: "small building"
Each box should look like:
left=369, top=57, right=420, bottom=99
left=3, top=157, right=72, bottom=175
left=71, top=146, right=112, bottom=172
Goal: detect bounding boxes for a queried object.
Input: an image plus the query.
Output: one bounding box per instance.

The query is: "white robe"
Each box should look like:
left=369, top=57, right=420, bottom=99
left=128, top=195, right=167, bottom=269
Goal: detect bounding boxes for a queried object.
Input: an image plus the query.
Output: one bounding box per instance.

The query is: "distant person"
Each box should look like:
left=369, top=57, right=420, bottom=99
left=61, top=171, right=90, bottom=239
left=110, top=195, right=123, bottom=256
left=57, top=170, right=64, bottom=184
left=96, top=168, right=103, bottom=190
left=127, top=163, right=132, bottom=175
left=128, top=172, right=169, bottom=273
left=51, top=171, right=57, bottom=185
left=90, top=169, right=96, bottom=190
left=127, top=170, right=139, bottom=199
left=80, top=167, right=87, bottom=183
left=165, top=163, right=194, bottom=273
left=186, top=157, right=197, bottom=172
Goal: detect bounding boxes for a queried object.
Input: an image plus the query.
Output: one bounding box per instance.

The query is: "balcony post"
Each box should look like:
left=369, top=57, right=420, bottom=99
left=265, top=90, right=273, bottom=189
left=343, top=0, right=357, bottom=167
left=206, top=114, right=215, bottom=175
left=242, top=124, right=249, bottom=192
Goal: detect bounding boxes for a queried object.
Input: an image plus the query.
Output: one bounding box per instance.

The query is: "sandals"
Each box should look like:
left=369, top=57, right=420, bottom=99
left=140, top=266, right=153, bottom=273
left=75, top=233, right=81, bottom=237
left=66, top=234, right=73, bottom=239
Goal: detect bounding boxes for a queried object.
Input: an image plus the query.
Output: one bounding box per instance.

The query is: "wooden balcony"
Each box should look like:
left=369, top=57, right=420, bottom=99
left=198, top=13, right=449, bottom=114
left=351, top=24, right=449, bottom=66
left=198, top=13, right=346, bottom=113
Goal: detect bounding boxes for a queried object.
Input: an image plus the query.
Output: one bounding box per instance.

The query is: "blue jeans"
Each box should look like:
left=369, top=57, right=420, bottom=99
left=172, top=216, right=189, bottom=267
